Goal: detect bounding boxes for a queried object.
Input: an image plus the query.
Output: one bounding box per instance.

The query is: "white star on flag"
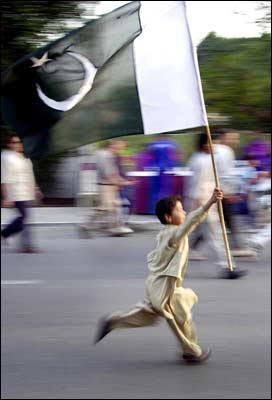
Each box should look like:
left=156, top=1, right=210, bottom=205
left=30, top=52, right=51, bottom=68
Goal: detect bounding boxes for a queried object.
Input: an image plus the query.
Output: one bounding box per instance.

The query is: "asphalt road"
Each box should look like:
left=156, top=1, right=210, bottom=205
left=1, top=226, right=271, bottom=399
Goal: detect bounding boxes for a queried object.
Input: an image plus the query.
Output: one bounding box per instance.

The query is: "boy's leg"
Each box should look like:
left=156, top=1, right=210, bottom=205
left=146, top=275, right=201, bottom=356
left=110, top=302, right=159, bottom=329
left=94, top=301, right=160, bottom=344
left=165, top=287, right=202, bottom=357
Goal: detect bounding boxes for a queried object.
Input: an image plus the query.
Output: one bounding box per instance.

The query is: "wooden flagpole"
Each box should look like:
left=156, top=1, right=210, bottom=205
left=205, top=124, right=234, bottom=272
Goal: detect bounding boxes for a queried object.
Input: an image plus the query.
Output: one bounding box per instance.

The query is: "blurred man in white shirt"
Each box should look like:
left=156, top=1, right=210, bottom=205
left=212, top=128, right=256, bottom=257
left=186, top=133, right=233, bottom=271
left=1, top=134, right=42, bottom=252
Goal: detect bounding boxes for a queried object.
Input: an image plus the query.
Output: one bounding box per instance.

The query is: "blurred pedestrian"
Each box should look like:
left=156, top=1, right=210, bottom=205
left=240, top=154, right=261, bottom=228
left=247, top=222, right=271, bottom=252
left=146, top=135, right=181, bottom=213
left=95, top=188, right=226, bottom=364
left=243, top=131, right=271, bottom=175
left=186, top=133, right=239, bottom=272
left=1, top=134, right=43, bottom=252
left=114, top=140, right=134, bottom=226
left=213, top=128, right=256, bottom=257
left=80, top=140, right=134, bottom=236
left=147, top=135, right=181, bottom=173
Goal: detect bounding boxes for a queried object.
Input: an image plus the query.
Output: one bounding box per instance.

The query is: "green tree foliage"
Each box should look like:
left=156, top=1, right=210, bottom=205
left=255, top=1, right=271, bottom=32
left=198, top=33, right=271, bottom=131
left=1, top=1, right=85, bottom=70
left=1, top=0, right=86, bottom=140
left=1, top=1, right=99, bottom=195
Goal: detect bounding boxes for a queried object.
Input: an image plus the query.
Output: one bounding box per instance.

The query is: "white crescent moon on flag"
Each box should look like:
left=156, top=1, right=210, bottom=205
left=36, top=51, right=97, bottom=111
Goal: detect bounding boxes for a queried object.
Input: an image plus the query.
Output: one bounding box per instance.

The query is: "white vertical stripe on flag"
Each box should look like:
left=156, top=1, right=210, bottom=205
left=134, top=1, right=208, bottom=134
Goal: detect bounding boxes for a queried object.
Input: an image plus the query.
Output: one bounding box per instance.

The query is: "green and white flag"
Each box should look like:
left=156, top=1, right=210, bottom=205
left=2, top=1, right=207, bottom=158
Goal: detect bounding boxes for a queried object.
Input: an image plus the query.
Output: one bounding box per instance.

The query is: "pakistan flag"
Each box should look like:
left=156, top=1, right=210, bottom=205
left=2, top=1, right=207, bottom=158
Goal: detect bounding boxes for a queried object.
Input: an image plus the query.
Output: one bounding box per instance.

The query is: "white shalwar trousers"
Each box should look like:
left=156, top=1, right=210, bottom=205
left=109, top=275, right=202, bottom=357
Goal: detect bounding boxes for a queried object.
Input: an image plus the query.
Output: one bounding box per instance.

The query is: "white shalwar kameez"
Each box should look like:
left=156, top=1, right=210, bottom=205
left=109, top=206, right=208, bottom=357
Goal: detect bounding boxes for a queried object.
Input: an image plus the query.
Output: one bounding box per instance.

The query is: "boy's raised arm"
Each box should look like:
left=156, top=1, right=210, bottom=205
left=169, top=188, right=223, bottom=245
left=169, top=206, right=208, bottom=245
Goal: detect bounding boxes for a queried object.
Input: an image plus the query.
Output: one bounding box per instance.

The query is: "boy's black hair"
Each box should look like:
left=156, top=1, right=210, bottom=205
left=155, top=195, right=182, bottom=225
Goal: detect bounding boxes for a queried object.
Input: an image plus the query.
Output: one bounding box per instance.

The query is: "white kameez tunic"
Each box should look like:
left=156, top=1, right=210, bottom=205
left=145, top=206, right=208, bottom=318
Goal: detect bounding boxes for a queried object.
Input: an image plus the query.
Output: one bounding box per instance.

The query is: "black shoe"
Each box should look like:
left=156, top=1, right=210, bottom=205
left=94, top=317, right=112, bottom=345
left=220, top=269, right=248, bottom=279
left=183, top=348, right=212, bottom=364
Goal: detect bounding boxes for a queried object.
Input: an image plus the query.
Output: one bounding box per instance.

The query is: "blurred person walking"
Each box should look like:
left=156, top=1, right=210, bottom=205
left=80, top=140, right=134, bottom=236
left=146, top=135, right=181, bottom=213
left=239, top=154, right=262, bottom=229
left=242, top=131, right=271, bottom=175
left=1, top=134, right=43, bottom=252
left=186, top=133, right=241, bottom=275
left=114, top=140, right=134, bottom=226
left=212, top=128, right=256, bottom=257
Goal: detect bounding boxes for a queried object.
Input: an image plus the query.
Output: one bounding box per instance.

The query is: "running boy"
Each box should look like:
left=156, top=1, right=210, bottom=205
left=94, top=187, right=223, bottom=363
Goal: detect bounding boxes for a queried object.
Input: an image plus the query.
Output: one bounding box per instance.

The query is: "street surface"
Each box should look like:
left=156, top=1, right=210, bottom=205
left=1, top=226, right=271, bottom=399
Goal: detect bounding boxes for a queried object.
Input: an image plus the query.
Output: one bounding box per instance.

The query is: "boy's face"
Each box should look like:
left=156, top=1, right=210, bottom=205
left=165, top=201, right=186, bottom=225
